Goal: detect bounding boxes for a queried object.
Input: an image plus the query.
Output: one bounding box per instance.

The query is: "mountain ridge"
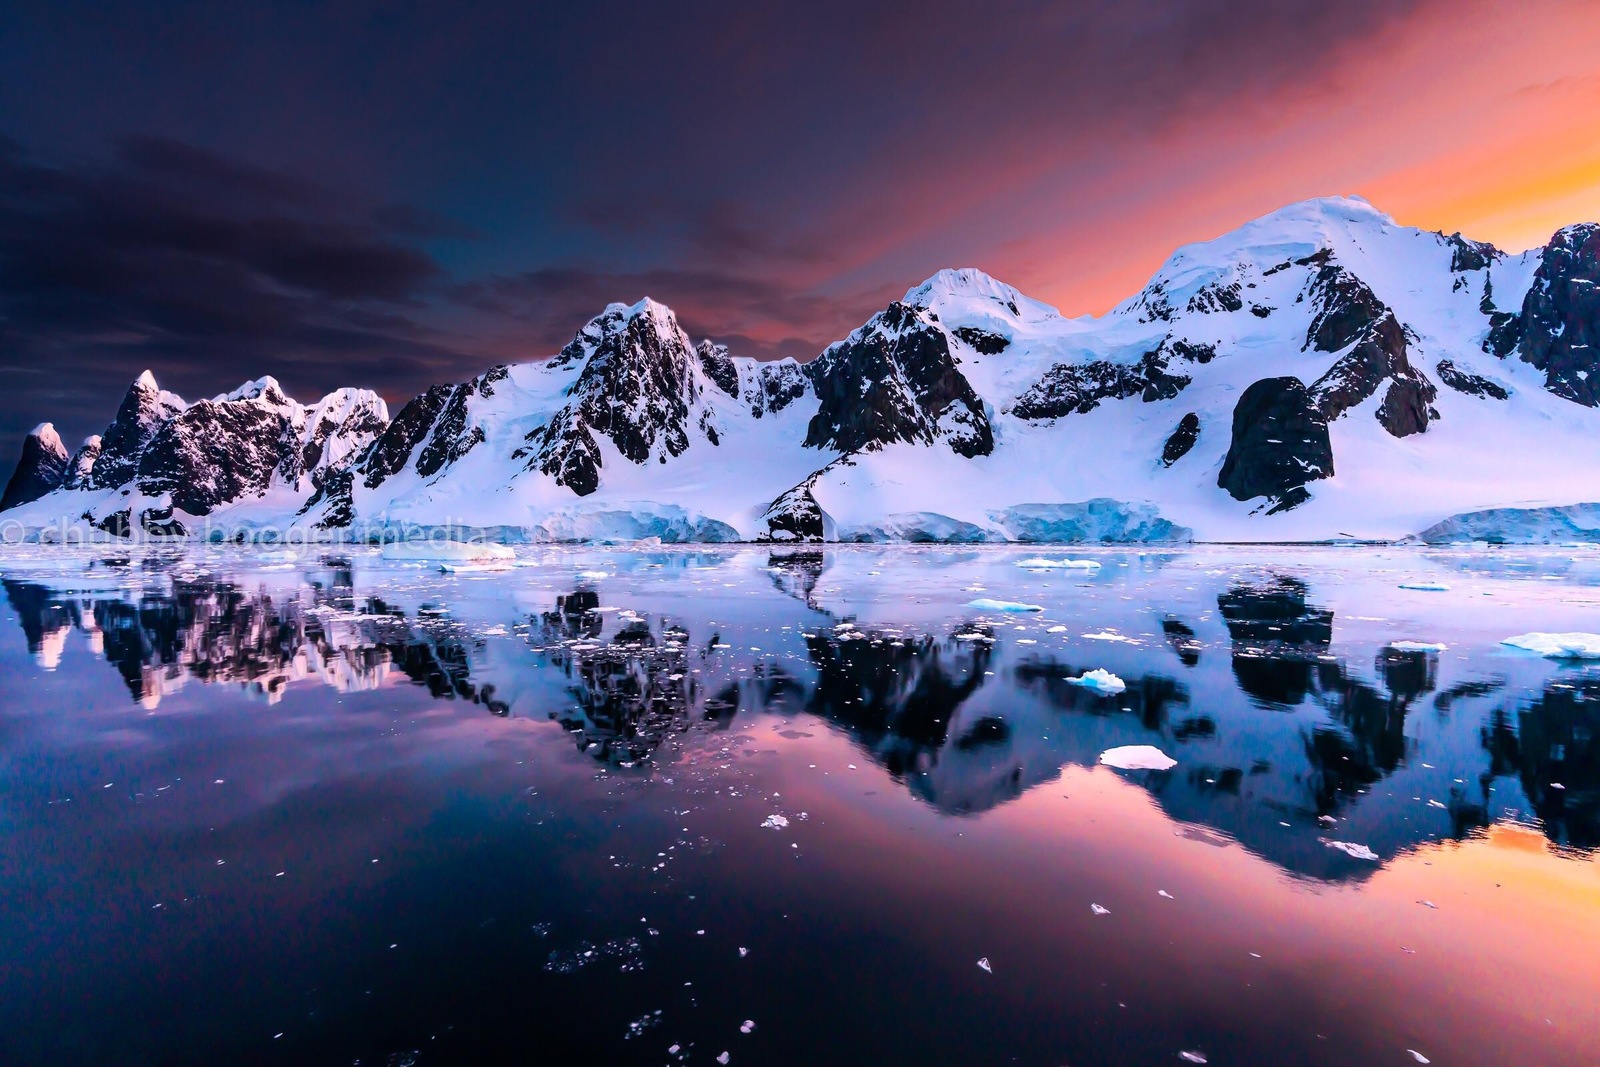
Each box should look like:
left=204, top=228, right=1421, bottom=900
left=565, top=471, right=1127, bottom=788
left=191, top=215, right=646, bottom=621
left=5, top=196, right=1600, bottom=545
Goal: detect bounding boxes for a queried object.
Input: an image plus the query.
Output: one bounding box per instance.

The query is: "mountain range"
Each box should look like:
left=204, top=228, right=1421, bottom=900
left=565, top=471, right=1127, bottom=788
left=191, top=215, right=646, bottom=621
left=4, top=196, right=1599, bottom=544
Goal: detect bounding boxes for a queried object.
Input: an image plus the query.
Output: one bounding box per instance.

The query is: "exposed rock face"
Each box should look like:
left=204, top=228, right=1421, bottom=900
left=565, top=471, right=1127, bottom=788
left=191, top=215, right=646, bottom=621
left=751, top=362, right=808, bottom=418
left=952, top=326, right=1009, bottom=354
left=696, top=341, right=740, bottom=398
left=1012, top=351, right=1189, bottom=420
left=1303, top=264, right=1437, bottom=437
left=1443, top=232, right=1501, bottom=274
left=134, top=378, right=389, bottom=516
left=528, top=301, right=706, bottom=496
left=1508, top=223, right=1600, bottom=406
left=63, top=435, right=102, bottom=489
left=136, top=394, right=297, bottom=515
left=803, top=301, right=993, bottom=458
left=1435, top=359, right=1509, bottom=400
left=416, top=366, right=504, bottom=479
left=1, top=424, right=70, bottom=511
left=761, top=478, right=827, bottom=542
left=363, top=385, right=454, bottom=490
left=88, top=372, right=185, bottom=489
left=1161, top=412, right=1200, bottom=466
left=1217, top=377, right=1334, bottom=513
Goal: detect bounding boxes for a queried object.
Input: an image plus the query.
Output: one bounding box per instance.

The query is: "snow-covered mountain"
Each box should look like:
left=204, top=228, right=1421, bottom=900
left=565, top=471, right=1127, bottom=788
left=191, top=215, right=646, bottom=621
left=6, top=196, right=1600, bottom=543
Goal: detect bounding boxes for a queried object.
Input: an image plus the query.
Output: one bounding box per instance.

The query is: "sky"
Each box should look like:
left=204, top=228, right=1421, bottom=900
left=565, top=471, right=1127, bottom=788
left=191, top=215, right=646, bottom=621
left=2, top=0, right=1599, bottom=475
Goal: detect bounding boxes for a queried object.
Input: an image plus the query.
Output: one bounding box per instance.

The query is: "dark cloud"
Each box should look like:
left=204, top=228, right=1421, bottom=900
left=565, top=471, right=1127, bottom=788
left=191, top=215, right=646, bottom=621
left=0, top=0, right=1494, bottom=478
left=0, top=135, right=478, bottom=472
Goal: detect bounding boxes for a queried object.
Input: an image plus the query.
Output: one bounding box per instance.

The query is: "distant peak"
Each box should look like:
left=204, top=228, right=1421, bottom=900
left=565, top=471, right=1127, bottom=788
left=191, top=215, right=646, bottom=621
left=219, top=375, right=289, bottom=404
left=901, top=267, right=1060, bottom=324
left=29, top=421, right=58, bottom=440
left=133, top=369, right=159, bottom=391
left=904, top=268, right=1018, bottom=307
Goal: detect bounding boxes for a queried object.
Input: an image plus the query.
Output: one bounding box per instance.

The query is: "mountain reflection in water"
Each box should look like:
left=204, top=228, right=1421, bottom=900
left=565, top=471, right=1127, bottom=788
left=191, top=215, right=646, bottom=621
left=4, top=547, right=1596, bottom=881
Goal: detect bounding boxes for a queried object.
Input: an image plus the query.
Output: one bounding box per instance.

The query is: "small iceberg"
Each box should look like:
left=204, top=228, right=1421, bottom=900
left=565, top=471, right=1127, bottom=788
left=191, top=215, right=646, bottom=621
left=1325, top=840, right=1379, bottom=861
left=1390, top=641, right=1448, bottom=652
left=1398, top=581, right=1449, bottom=592
left=380, top=540, right=516, bottom=564
left=1015, top=557, right=1102, bottom=570
left=1070, top=669, right=1127, bottom=695
left=967, top=598, right=1044, bottom=612
left=1098, top=745, right=1174, bottom=771
left=1501, top=632, right=1600, bottom=659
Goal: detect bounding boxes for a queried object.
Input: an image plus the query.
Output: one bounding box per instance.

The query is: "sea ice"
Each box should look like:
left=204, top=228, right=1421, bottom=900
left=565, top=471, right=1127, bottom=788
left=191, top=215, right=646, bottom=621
left=1501, top=632, right=1600, bottom=659
left=1390, top=641, right=1448, bottom=652
left=1099, top=745, right=1175, bottom=770
left=1325, top=841, right=1379, bottom=861
left=967, top=598, right=1044, bottom=612
left=379, top=540, right=516, bottom=563
left=1070, top=669, right=1128, bottom=695
left=1398, top=581, right=1449, bottom=592
left=1014, top=557, right=1102, bottom=570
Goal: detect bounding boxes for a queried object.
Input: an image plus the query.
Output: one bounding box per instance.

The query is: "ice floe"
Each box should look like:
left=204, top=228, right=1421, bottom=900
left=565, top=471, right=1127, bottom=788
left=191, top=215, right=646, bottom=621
left=1500, top=632, right=1600, bottom=659
left=1099, top=745, right=1175, bottom=770
left=1070, top=669, right=1128, bottom=696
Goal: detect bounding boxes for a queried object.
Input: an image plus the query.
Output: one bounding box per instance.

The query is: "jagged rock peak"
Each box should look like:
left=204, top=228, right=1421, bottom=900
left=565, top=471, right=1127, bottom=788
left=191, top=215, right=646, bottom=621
left=1, top=423, right=71, bottom=511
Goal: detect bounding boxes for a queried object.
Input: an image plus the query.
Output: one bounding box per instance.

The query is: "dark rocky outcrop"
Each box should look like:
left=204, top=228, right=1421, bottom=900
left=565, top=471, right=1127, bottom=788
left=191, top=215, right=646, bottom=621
left=696, top=341, right=740, bottom=398
left=1217, top=377, right=1334, bottom=512
left=135, top=394, right=296, bottom=515
left=1435, top=359, right=1509, bottom=400
left=88, top=372, right=185, bottom=489
left=1505, top=223, right=1600, bottom=406
left=1161, top=412, right=1200, bottom=466
left=760, top=478, right=828, bottom=542
left=1012, top=351, right=1189, bottom=420
left=528, top=302, right=704, bottom=495
left=363, top=385, right=454, bottom=490
left=63, top=436, right=102, bottom=489
left=751, top=362, right=808, bottom=418
left=1187, top=280, right=1243, bottom=314
left=0, top=424, right=69, bottom=510
left=415, top=366, right=504, bottom=480
left=1442, top=232, right=1501, bottom=274
left=952, top=326, right=1010, bottom=355
left=803, top=301, right=993, bottom=457
left=1303, top=263, right=1437, bottom=437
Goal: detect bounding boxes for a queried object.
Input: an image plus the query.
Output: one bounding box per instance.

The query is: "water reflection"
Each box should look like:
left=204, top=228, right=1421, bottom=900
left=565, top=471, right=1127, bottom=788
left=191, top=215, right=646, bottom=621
left=3, top=555, right=1597, bottom=879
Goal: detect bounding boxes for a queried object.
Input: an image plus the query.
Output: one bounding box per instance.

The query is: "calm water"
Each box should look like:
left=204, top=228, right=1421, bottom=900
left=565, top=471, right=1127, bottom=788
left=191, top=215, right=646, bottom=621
left=1, top=544, right=1598, bottom=1066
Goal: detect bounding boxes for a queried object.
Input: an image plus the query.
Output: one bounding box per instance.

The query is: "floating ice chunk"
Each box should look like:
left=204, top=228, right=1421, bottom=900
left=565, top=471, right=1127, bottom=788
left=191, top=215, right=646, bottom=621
left=379, top=540, right=515, bottom=563
left=1090, top=903, right=1110, bottom=915
left=761, top=814, right=789, bottom=830
left=1407, top=1052, right=1431, bottom=1064
left=1015, top=557, right=1102, bottom=570
left=1398, top=581, right=1449, bottom=592
left=1325, top=840, right=1379, bottom=861
left=1501, top=632, right=1600, bottom=659
left=740, top=1020, right=756, bottom=1034
left=1390, top=641, right=1448, bottom=652
left=1082, top=631, right=1137, bottom=643
left=1071, top=669, right=1128, bottom=695
left=439, top=561, right=513, bottom=573
left=577, top=570, right=610, bottom=579
left=1047, top=625, right=1069, bottom=633
left=1180, top=1053, right=1208, bottom=1065
left=967, top=598, right=1044, bottom=612
left=1099, top=745, right=1174, bottom=770
left=717, top=1053, right=730, bottom=1065
left=977, top=957, right=993, bottom=974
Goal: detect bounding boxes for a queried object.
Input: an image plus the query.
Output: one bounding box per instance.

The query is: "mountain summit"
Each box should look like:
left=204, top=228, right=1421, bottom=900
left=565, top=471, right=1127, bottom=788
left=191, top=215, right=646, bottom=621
left=6, top=198, right=1600, bottom=543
